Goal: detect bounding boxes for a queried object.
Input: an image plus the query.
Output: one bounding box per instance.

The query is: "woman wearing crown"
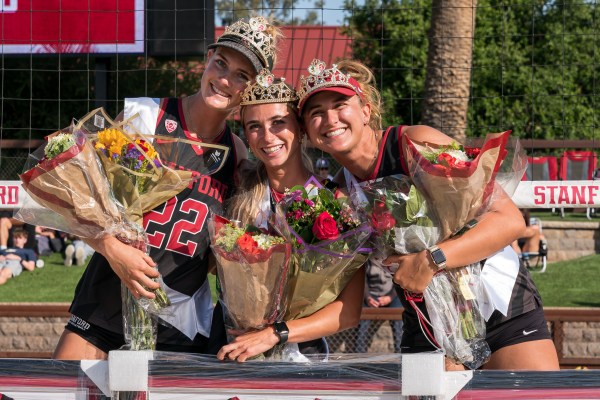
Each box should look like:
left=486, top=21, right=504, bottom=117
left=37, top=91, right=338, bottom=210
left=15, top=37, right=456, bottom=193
left=214, top=69, right=365, bottom=362
left=53, top=17, right=285, bottom=360
left=297, top=59, right=559, bottom=370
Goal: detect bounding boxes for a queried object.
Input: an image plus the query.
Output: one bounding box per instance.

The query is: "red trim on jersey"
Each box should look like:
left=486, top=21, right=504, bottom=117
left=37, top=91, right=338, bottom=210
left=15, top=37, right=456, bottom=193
left=397, top=125, right=408, bottom=174
left=179, top=98, right=227, bottom=143
left=156, top=98, right=167, bottom=131
left=365, top=125, right=394, bottom=181
left=271, top=188, right=285, bottom=203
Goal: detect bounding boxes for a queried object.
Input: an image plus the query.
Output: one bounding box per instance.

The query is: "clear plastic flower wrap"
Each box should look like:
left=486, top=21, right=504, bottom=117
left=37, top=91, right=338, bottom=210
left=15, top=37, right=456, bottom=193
left=358, top=131, right=527, bottom=369
left=15, top=108, right=229, bottom=350
left=208, top=215, right=291, bottom=335
left=273, top=180, right=371, bottom=321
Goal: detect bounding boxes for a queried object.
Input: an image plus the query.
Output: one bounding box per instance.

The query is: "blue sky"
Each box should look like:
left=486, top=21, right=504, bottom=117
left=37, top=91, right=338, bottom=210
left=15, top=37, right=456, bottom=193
left=215, top=0, right=351, bottom=26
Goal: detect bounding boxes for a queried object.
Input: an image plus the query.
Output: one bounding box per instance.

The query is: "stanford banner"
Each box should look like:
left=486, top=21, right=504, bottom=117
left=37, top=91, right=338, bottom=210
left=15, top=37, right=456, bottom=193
left=512, top=181, right=600, bottom=208
left=0, top=0, right=144, bottom=54
left=0, top=181, right=30, bottom=209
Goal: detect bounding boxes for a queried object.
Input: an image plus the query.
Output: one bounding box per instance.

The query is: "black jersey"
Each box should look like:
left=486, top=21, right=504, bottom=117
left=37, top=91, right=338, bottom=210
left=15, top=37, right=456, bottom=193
left=69, top=97, right=237, bottom=350
left=367, top=125, right=543, bottom=351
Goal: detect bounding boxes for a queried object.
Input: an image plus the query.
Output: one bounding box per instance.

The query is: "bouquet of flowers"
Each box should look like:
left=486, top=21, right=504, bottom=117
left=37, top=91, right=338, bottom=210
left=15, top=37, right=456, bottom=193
left=208, top=215, right=291, bottom=334
left=273, top=179, right=371, bottom=321
left=15, top=108, right=228, bottom=350
left=360, top=131, right=525, bottom=368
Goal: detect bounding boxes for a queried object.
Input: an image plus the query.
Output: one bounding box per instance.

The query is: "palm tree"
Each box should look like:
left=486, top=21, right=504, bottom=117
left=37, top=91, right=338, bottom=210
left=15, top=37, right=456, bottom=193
left=421, top=0, right=477, bottom=141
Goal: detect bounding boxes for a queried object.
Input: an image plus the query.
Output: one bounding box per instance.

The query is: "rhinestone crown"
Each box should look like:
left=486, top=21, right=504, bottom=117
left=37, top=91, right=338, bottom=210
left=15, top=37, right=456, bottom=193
left=241, top=69, right=299, bottom=106
left=217, top=16, right=276, bottom=70
left=297, top=59, right=364, bottom=111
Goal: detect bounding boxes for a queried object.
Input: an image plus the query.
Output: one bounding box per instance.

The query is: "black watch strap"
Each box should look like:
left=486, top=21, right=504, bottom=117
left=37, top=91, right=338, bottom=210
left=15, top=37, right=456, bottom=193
left=273, top=321, right=289, bottom=345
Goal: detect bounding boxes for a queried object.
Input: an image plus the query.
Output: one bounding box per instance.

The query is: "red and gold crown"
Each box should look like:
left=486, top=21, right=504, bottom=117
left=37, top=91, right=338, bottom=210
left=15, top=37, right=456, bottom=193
left=297, top=59, right=365, bottom=113
left=208, top=16, right=276, bottom=72
left=241, top=69, right=299, bottom=106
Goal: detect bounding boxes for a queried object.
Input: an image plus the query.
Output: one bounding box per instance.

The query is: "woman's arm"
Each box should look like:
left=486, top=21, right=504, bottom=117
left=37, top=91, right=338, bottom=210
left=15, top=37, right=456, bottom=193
left=83, top=235, right=160, bottom=299
left=387, top=188, right=525, bottom=293
left=217, top=266, right=365, bottom=362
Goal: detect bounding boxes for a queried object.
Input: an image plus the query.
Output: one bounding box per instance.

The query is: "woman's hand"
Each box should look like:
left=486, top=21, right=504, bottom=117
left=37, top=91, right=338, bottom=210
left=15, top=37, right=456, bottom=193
left=216, top=327, right=280, bottom=362
left=92, top=236, right=160, bottom=299
left=384, top=250, right=435, bottom=293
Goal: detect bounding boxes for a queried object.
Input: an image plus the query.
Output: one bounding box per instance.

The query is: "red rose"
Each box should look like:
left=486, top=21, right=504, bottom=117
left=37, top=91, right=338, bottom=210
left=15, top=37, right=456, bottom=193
left=373, top=199, right=388, bottom=213
left=236, top=233, right=260, bottom=255
left=465, top=147, right=481, bottom=159
left=371, top=211, right=396, bottom=232
left=312, top=211, right=340, bottom=241
left=437, top=153, right=471, bottom=169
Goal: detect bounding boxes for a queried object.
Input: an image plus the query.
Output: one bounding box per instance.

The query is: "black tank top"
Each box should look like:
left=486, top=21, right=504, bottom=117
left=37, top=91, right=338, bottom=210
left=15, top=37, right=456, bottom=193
left=70, top=97, right=238, bottom=336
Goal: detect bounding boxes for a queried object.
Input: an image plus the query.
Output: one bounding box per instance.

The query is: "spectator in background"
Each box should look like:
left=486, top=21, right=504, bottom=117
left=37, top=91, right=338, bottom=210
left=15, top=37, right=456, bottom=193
left=356, top=261, right=403, bottom=353
left=315, top=157, right=333, bottom=181
left=35, top=226, right=65, bottom=256
left=0, top=228, right=41, bottom=285
left=0, top=214, right=36, bottom=251
left=63, top=234, right=95, bottom=267
left=511, top=209, right=547, bottom=266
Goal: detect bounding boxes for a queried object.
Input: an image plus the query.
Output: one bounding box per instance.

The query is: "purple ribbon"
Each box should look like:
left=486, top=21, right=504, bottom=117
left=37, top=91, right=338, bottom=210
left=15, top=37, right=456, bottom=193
left=289, top=223, right=372, bottom=258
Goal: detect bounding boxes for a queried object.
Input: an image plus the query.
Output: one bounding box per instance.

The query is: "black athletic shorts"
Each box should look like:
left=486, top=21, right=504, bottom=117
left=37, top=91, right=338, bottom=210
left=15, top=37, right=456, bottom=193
left=485, top=306, right=552, bottom=353
left=400, top=302, right=551, bottom=356
left=65, top=302, right=227, bottom=354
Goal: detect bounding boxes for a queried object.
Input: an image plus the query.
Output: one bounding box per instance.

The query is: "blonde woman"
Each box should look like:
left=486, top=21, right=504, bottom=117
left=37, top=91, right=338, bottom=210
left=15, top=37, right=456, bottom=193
left=298, top=59, right=559, bottom=371
left=53, top=17, right=283, bottom=360
left=216, top=70, right=364, bottom=362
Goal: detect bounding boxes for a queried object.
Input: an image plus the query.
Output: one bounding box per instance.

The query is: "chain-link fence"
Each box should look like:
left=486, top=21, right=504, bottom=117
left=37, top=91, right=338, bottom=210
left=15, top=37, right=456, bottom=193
left=0, top=150, right=29, bottom=180
left=327, top=318, right=403, bottom=354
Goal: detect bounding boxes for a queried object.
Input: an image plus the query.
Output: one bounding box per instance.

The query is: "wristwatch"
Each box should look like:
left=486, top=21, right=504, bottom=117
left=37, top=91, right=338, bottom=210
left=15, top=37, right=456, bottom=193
left=273, top=321, right=289, bottom=345
left=427, top=245, right=447, bottom=271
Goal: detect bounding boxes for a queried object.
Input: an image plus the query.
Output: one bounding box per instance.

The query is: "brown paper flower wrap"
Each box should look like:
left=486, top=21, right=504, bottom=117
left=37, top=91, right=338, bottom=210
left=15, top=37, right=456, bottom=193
left=209, top=215, right=291, bottom=333
left=284, top=253, right=368, bottom=320
left=272, top=180, right=371, bottom=321
left=16, top=108, right=229, bottom=350
left=383, top=130, right=523, bottom=369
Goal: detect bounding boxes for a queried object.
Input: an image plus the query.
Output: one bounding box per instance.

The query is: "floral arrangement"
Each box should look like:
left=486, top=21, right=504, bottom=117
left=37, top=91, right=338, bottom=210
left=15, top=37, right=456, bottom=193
left=16, top=108, right=200, bottom=351
left=403, top=131, right=519, bottom=368
left=358, top=132, right=522, bottom=369
left=209, top=215, right=291, bottom=333
left=214, top=222, right=285, bottom=254
left=420, top=141, right=481, bottom=168
left=274, top=181, right=370, bottom=320
left=284, top=185, right=362, bottom=249
left=94, top=128, right=161, bottom=195
left=44, top=133, right=76, bottom=160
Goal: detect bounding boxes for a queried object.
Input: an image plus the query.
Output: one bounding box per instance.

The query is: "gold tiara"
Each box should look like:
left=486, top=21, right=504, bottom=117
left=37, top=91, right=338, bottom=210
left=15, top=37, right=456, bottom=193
left=241, top=69, right=299, bottom=106
left=212, top=16, right=276, bottom=71
left=297, top=59, right=364, bottom=111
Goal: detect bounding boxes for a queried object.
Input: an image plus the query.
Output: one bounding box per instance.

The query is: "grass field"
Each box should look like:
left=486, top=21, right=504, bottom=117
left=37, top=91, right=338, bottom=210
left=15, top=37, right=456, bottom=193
left=530, top=209, right=600, bottom=222
left=0, top=251, right=599, bottom=307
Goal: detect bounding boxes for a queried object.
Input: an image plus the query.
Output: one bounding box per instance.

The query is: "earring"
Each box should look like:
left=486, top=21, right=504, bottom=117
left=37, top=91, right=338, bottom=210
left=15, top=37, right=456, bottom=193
left=299, top=134, right=305, bottom=144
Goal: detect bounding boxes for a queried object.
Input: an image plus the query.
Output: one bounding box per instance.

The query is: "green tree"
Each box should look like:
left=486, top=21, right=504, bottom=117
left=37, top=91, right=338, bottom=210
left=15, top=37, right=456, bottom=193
left=344, top=0, right=599, bottom=141
left=421, top=0, right=478, bottom=141
left=343, top=0, right=431, bottom=128
left=468, top=0, right=599, bottom=141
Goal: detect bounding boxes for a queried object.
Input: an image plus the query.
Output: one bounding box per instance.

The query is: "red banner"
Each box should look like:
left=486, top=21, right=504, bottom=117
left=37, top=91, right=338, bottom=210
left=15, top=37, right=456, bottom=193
left=0, top=0, right=143, bottom=54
